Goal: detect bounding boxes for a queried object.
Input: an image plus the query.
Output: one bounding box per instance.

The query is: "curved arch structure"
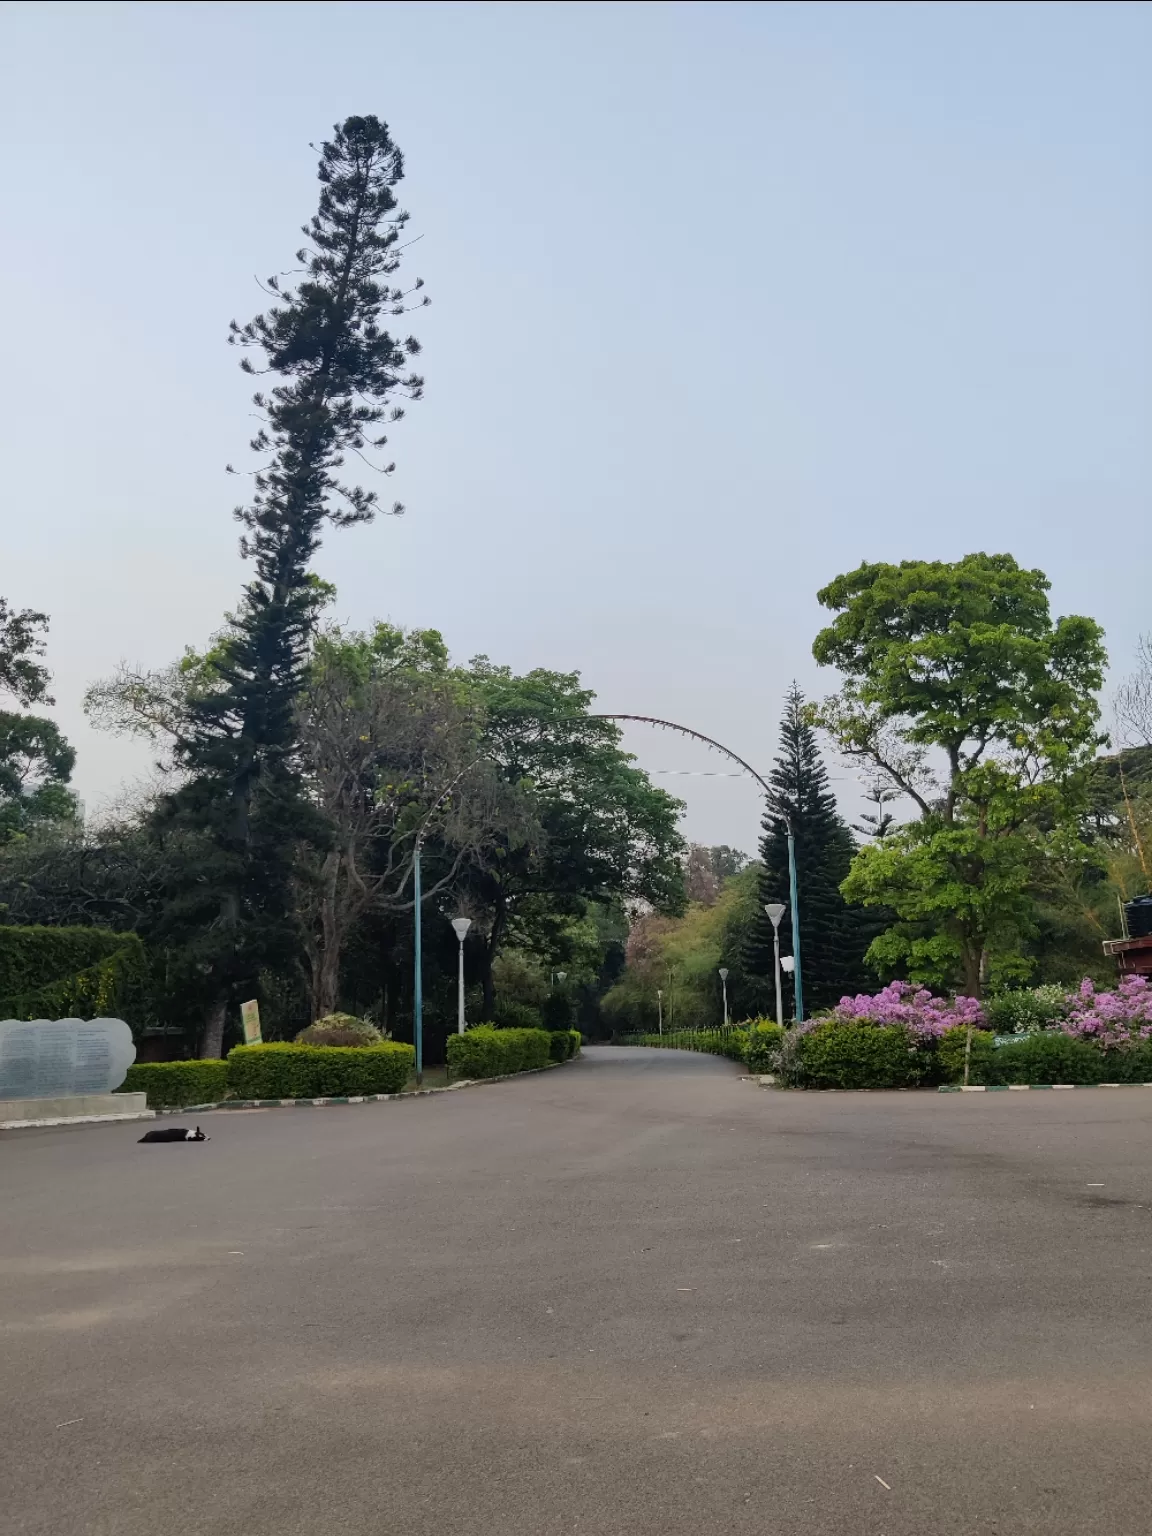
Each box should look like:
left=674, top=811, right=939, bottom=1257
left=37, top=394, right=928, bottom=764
left=591, top=713, right=804, bottom=1022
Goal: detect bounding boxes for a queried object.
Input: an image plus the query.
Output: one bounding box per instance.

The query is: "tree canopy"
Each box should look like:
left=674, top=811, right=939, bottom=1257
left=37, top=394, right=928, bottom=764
left=813, top=553, right=1107, bottom=995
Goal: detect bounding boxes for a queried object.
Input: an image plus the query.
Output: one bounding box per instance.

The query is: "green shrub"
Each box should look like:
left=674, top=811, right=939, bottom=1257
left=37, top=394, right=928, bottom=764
left=937, top=1026, right=996, bottom=1084
left=446, top=1026, right=551, bottom=1080
left=0, top=926, right=152, bottom=1027
left=120, top=1060, right=229, bottom=1108
left=227, top=1042, right=414, bottom=1099
left=541, top=991, right=574, bottom=1030
left=547, top=1028, right=583, bottom=1063
left=987, top=1033, right=1108, bottom=1085
left=547, top=1029, right=571, bottom=1062
left=985, top=987, right=1069, bottom=1036
left=783, top=1021, right=925, bottom=1090
left=493, top=999, right=544, bottom=1031
left=294, top=1012, right=383, bottom=1046
left=1097, top=1043, right=1152, bottom=1082
left=744, top=1022, right=785, bottom=1073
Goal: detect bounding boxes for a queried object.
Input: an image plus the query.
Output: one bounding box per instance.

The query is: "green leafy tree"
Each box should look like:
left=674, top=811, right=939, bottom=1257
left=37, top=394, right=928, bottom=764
left=155, top=116, right=428, bottom=1055
left=0, top=598, right=53, bottom=707
left=744, top=684, right=871, bottom=1013
left=812, top=553, right=1107, bottom=996
left=457, top=661, right=686, bottom=1016
left=0, top=598, right=77, bottom=844
left=683, top=843, right=750, bottom=905
left=0, top=716, right=77, bottom=843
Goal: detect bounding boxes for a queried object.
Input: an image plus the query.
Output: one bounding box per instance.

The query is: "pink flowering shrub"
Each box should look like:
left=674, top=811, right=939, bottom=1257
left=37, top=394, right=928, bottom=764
left=1062, top=976, right=1152, bottom=1050
left=830, top=980, right=984, bottom=1041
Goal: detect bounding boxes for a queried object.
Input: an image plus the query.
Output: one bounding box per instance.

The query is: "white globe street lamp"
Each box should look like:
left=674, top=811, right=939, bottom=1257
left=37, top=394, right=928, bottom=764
left=451, top=917, right=472, bottom=1035
left=718, top=966, right=730, bottom=1028
left=764, top=903, right=787, bottom=1028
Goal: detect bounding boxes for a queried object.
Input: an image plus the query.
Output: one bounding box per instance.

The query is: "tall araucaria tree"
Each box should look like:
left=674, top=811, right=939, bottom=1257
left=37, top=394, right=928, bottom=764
left=744, top=684, right=873, bottom=1014
left=158, top=115, right=429, bottom=1056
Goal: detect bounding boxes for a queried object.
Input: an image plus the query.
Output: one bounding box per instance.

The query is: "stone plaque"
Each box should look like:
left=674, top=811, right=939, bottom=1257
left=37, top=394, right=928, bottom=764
left=0, top=1018, right=135, bottom=1100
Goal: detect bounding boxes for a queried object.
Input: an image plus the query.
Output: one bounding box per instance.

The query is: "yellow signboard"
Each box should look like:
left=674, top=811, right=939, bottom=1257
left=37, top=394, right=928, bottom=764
left=240, top=999, right=262, bottom=1046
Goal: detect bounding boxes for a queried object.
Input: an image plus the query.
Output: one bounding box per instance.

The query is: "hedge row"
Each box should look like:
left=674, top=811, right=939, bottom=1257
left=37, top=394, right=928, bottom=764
left=227, top=1042, right=415, bottom=1099
left=548, top=1028, right=583, bottom=1063
left=777, top=1022, right=1152, bottom=1091
left=121, top=1060, right=231, bottom=1108
left=446, top=1025, right=578, bottom=1079
left=120, top=1029, right=581, bottom=1108
left=957, top=1030, right=1152, bottom=1087
left=622, top=1023, right=785, bottom=1073
left=0, top=926, right=152, bottom=1025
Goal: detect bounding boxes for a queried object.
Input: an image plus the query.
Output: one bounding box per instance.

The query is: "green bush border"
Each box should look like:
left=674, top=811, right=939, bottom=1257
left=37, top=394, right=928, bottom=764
left=227, top=1042, right=415, bottom=1099
left=447, top=1026, right=552, bottom=1079
left=120, top=1060, right=229, bottom=1108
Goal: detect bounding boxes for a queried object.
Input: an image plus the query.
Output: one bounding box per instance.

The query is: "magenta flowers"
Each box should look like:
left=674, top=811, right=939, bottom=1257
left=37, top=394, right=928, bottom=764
left=831, top=980, right=984, bottom=1040
left=1062, top=976, right=1152, bottom=1050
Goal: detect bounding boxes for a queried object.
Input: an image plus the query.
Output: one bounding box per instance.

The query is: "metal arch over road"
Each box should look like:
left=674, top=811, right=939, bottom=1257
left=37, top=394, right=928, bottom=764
left=587, top=715, right=773, bottom=799
left=589, top=713, right=805, bottom=1021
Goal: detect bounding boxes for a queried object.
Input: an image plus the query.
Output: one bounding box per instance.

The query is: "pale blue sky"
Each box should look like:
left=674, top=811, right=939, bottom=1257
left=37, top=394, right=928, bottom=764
left=1, top=1, right=1148, bottom=850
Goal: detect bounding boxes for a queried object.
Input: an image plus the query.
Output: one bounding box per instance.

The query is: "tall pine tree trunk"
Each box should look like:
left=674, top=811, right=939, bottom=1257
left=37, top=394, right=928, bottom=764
left=200, top=991, right=229, bottom=1059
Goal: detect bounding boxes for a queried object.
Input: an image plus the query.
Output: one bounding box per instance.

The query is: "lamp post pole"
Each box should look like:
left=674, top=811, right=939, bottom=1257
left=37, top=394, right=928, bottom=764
left=718, top=967, right=729, bottom=1028
left=656, top=988, right=663, bottom=1035
left=413, top=844, right=424, bottom=1086
left=786, top=824, right=804, bottom=1022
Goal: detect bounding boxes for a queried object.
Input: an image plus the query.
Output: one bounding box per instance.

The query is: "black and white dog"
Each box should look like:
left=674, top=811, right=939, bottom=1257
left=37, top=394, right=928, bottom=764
left=138, top=1125, right=210, bottom=1143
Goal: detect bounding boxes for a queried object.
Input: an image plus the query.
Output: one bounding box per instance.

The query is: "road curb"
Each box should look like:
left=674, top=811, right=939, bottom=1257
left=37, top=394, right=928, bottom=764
left=145, top=1055, right=579, bottom=1117
left=0, top=1109, right=156, bottom=1130
left=938, top=1082, right=1152, bottom=1092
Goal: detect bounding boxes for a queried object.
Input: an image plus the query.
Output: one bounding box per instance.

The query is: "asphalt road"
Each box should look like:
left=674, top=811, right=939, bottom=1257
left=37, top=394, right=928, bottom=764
left=4, top=1047, right=1152, bottom=1535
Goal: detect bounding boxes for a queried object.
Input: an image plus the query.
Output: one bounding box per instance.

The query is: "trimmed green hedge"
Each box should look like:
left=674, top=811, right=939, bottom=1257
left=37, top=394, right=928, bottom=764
left=447, top=1026, right=552, bottom=1079
left=745, top=1022, right=785, bottom=1074
left=0, top=926, right=151, bottom=1026
left=227, top=1042, right=415, bottom=1099
left=785, top=1022, right=926, bottom=1090
left=987, top=1034, right=1116, bottom=1085
left=622, top=1027, right=749, bottom=1062
left=546, top=1028, right=583, bottom=1063
left=120, top=1060, right=229, bottom=1108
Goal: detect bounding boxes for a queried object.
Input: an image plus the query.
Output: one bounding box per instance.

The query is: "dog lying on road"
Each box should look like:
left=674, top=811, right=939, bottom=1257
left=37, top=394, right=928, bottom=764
left=138, top=1126, right=210, bottom=1143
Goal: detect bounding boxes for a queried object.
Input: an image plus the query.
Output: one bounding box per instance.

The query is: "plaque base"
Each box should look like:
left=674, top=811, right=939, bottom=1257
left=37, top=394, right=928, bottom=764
left=0, top=1092, right=154, bottom=1129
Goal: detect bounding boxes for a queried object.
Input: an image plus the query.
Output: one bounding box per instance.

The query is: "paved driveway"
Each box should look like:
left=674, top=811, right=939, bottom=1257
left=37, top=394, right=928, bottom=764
left=3, top=1046, right=1152, bottom=1534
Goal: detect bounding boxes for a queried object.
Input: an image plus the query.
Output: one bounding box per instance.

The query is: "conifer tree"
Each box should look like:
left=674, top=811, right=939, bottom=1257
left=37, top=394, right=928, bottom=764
left=159, top=116, right=428, bottom=1056
left=745, top=684, right=871, bottom=1013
